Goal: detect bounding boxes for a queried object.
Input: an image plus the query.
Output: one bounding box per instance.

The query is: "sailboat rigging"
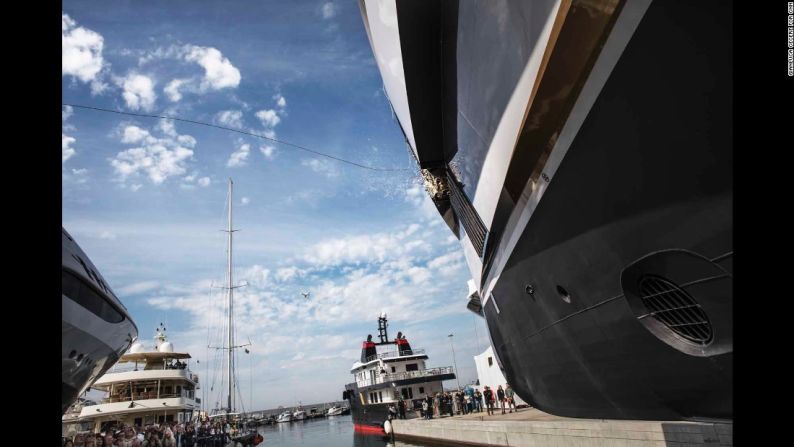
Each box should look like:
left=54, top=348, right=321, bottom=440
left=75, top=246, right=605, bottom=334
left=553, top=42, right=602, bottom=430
left=207, top=178, right=261, bottom=445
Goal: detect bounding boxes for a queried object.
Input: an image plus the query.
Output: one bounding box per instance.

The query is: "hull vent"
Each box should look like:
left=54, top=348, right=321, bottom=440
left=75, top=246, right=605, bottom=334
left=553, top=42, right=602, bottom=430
left=447, top=171, right=488, bottom=257
left=638, top=275, right=712, bottom=345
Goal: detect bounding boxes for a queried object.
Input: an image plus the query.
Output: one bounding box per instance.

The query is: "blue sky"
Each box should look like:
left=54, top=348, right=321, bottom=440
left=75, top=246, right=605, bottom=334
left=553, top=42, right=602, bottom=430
left=63, top=0, right=489, bottom=409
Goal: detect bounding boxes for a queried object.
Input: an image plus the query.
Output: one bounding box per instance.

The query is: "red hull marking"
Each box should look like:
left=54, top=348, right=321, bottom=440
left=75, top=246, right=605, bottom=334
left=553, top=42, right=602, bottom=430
left=353, top=423, right=385, bottom=435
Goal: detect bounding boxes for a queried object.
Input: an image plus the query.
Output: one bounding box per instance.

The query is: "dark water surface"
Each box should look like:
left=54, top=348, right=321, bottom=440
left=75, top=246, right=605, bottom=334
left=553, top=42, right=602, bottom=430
left=254, top=415, right=437, bottom=447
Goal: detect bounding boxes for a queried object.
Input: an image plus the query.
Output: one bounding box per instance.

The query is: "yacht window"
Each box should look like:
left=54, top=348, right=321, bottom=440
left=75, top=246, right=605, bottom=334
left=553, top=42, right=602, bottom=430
left=488, top=357, right=493, bottom=366
left=391, top=366, right=396, bottom=373
left=406, top=364, right=419, bottom=371
left=379, top=392, right=383, bottom=402
left=419, top=387, right=424, bottom=394
left=62, top=269, right=124, bottom=323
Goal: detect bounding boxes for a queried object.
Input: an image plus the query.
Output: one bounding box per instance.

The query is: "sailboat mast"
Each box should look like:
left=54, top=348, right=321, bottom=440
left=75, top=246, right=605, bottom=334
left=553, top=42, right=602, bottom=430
left=227, top=178, right=234, bottom=413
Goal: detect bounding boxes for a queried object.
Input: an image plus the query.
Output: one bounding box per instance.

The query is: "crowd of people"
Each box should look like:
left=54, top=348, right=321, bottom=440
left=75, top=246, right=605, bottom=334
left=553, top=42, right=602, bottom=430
left=387, top=384, right=518, bottom=421
left=62, top=418, right=260, bottom=447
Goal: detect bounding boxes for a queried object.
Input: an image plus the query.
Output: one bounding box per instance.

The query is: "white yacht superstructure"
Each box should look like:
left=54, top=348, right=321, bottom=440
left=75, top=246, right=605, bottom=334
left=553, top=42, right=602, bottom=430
left=326, top=406, right=344, bottom=416
left=276, top=411, right=292, bottom=423
left=75, top=324, right=200, bottom=431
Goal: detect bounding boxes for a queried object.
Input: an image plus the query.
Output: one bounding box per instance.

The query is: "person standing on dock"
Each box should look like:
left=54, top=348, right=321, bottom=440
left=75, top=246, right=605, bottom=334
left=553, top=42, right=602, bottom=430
left=457, top=391, right=467, bottom=415
left=422, top=399, right=429, bottom=419
left=497, top=385, right=506, bottom=414
left=474, top=389, right=483, bottom=413
left=427, top=395, right=435, bottom=419
left=505, top=384, right=516, bottom=413
left=388, top=403, right=398, bottom=420
left=483, top=386, right=494, bottom=415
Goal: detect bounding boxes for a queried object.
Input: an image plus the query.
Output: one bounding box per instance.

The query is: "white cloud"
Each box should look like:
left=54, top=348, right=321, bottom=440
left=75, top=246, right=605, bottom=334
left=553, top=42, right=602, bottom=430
left=110, top=123, right=196, bottom=184
left=241, top=265, right=270, bottom=288
left=62, top=134, right=76, bottom=163
left=405, top=183, right=441, bottom=221
left=227, top=143, right=250, bottom=168
left=130, top=184, right=143, bottom=192
left=241, top=197, right=250, bottom=206
left=99, top=231, right=117, bottom=240
left=301, top=158, right=338, bottom=178
left=427, top=251, right=463, bottom=270
left=274, top=93, right=286, bottom=108
left=180, top=171, right=211, bottom=190
left=254, top=96, right=287, bottom=139
left=164, top=78, right=187, bottom=102
left=65, top=167, right=89, bottom=185
left=322, top=2, right=336, bottom=19
left=304, top=224, right=429, bottom=267
left=157, top=120, right=177, bottom=137
left=260, top=145, right=275, bottom=159
left=255, top=109, right=280, bottom=128
left=178, top=134, right=196, bottom=147
left=216, top=110, right=243, bottom=129
left=119, top=73, right=157, bottom=111
left=183, top=45, right=241, bottom=90
left=62, top=13, right=105, bottom=85
left=62, top=105, right=73, bottom=121
left=121, top=125, right=151, bottom=144
left=275, top=267, right=302, bottom=282
left=117, top=281, right=160, bottom=296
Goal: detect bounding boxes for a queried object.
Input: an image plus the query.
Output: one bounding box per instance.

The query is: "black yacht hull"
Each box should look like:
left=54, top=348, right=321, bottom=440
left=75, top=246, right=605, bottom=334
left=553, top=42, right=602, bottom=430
left=482, top=0, right=732, bottom=421
left=360, top=0, right=732, bottom=422
left=345, top=383, right=388, bottom=435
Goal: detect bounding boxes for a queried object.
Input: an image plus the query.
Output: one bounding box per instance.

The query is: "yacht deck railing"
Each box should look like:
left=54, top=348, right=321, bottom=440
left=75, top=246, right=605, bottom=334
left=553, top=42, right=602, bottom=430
left=357, top=366, right=453, bottom=387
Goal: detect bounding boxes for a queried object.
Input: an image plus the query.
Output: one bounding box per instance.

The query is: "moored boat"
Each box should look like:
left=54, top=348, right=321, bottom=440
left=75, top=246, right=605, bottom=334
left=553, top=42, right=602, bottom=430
left=344, top=313, right=455, bottom=434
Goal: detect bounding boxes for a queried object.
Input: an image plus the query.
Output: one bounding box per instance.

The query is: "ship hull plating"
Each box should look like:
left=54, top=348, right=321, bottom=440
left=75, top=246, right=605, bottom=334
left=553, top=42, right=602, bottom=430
left=482, top=0, right=732, bottom=421
left=359, top=0, right=732, bottom=421
left=346, top=384, right=388, bottom=435
left=62, top=228, right=137, bottom=413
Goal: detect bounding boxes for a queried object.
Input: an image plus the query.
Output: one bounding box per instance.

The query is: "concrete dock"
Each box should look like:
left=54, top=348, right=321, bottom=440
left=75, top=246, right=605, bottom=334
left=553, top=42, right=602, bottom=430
left=391, top=408, right=733, bottom=447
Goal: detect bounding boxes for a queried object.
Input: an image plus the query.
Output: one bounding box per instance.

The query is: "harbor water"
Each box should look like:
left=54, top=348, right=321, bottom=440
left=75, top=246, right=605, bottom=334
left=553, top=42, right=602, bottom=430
left=253, top=415, right=435, bottom=447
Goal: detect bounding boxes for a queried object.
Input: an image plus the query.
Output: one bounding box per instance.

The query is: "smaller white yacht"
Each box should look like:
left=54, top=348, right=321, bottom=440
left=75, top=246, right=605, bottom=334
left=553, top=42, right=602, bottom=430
left=276, top=410, right=293, bottom=423
left=292, top=408, right=306, bottom=421
left=326, top=405, right=345, bottom=416
left=72, top=324, right=200, bottom=432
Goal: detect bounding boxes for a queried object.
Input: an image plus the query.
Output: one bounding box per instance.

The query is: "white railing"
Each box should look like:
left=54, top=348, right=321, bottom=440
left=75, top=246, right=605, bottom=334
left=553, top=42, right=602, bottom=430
left=357, top=366, right=453, bottom=387
left=101, top=388, right=196, bottom=404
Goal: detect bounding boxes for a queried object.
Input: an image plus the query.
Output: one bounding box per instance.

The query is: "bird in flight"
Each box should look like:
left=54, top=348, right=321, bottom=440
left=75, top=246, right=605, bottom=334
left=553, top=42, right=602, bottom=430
left=301, top=291, right=310, bottom=299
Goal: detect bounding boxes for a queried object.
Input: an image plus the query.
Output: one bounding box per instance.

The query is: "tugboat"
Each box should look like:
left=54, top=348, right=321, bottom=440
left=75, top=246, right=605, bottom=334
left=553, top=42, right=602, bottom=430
left=344, top=313, right=455, bottom=434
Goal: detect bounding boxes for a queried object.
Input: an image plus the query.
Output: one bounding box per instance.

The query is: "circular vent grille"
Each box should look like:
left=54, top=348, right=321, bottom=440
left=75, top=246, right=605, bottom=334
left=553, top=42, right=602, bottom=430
left=639, top=275, right=712, bottom=345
